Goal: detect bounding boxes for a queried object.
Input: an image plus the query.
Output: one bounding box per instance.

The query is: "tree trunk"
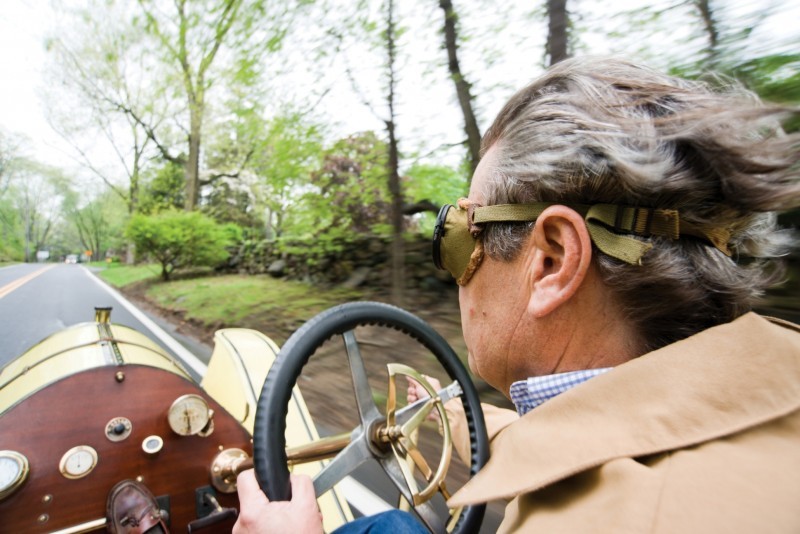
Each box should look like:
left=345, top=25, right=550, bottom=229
left=438, top=0, right=481, bottom=178
left=185, top=103, right=203, bottom=210
left=386, top=0, right=404, bottom=306
left=546, top=0, right=569, bottom=66
left=694, top=0, right=719, bottom=66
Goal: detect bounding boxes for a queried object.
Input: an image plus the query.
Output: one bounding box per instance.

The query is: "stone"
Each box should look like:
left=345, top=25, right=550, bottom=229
left=267, top=259, right=287, bottom=277
left=342, top=266, right=371, bottom=289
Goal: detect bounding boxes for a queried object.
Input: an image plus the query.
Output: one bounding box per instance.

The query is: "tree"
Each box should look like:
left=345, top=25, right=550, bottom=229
left=135, top=0, right=241, bottom=210
left=281, top=131, right=390, bottom=253
left=49, top=0, right=300, bottom=215
left=45, top=1, right=164, bottom=217
left=0, top=133, right=24, bottom=261
left=134, top=0, right=299, bottom=210
left=384, top=0, right=405, bottom=304
left=694, top=0, right=719, bottom=66
left=4, top=161, right=66, bottom=262
left=232, top=111, right=325, bottom=240
left=337, top=0, right=408, bottom=302
left=126, top=210, right=234, bottom=280
left=403, top=162, right=467, bottom=217
left=437, top=0, right=481, bottom=177
left=546, top=0, right=570, bottom=66
left=62, top=189, right=128, bottom=262
left=0, top=130, right=22, bottom=200
left=139, top=162, right=187, bottom=215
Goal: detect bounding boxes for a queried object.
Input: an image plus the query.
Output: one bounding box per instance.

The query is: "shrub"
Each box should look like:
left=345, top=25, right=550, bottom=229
left=126, top=210, right=233, bottom=281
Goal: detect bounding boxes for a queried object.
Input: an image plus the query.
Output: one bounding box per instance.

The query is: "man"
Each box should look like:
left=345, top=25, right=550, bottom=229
left=235, top=57, right=800, bottom=532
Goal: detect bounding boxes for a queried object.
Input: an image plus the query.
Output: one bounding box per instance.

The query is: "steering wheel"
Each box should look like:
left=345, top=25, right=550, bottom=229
left=252, top=301, right=489, bottom=533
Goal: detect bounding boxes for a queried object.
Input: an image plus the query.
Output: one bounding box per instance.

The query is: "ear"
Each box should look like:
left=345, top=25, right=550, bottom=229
left=527, top=205, right=593, bottom=317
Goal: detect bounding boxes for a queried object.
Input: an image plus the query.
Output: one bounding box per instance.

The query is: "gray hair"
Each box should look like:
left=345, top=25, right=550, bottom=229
left=480, top=57, right=800, bottom=352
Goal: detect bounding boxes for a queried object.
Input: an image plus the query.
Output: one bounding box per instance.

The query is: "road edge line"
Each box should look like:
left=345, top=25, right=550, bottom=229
left=82, top=266, right=208, bottom=377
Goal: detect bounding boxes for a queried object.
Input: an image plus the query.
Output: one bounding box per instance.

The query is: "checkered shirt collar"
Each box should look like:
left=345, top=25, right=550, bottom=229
left=509, top=368, right=613, bottom=415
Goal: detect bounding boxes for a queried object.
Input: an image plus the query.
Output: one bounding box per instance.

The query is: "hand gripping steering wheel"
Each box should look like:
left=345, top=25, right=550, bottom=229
left=253, top=302, right=489, bottom=533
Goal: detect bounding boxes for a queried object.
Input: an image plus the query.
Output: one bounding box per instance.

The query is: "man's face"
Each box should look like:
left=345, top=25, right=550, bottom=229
left=458, top=146, right=535, bottom=395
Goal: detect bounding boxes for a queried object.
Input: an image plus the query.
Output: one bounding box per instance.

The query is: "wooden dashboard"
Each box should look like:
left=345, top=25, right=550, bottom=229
left=0, top=364, right=252, bottom=533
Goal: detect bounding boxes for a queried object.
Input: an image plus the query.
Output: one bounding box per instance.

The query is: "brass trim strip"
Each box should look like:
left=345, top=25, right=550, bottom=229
left=48, top=517, right=106, bottom=534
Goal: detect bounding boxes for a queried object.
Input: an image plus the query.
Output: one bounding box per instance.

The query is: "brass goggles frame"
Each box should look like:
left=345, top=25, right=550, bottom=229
left=432, top=198, right=732, bottom=286
left=433, top=200, right=549, bottom=286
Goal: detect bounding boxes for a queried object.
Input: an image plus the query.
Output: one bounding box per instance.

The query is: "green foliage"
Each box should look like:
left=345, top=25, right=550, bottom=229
left=278, top=131, right=391, bottom=260
left=205, top=109, right=326, bottom=238
left=728, top=53, right=800, bottom=132
left=403, top=163, right=468, bottom=235
left=58, top=189, right=129, bottom=262
left=0, top=196, right=23, bottom=262
left=139, top=163, right=185, bottom=214
left=126, top=210, right=233, bottom=281
left=404, top=163, right=467, bottom=205
left=202, top=180, right=260, bottom=228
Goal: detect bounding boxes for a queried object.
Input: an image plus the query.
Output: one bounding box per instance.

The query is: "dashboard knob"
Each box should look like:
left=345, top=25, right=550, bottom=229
left=105, top=417, right=133, bottom=442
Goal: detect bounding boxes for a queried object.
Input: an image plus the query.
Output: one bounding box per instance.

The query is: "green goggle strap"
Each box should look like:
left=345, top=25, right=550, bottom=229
left=473, top=203, right=731, bottom=265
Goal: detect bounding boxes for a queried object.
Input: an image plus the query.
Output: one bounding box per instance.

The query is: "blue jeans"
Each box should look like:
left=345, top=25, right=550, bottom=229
left=332, top=510, right=427, bottom=534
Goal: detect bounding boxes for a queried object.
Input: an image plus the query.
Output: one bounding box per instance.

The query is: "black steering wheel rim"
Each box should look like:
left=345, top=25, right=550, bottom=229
left=253, top=301, right=489, bottom=533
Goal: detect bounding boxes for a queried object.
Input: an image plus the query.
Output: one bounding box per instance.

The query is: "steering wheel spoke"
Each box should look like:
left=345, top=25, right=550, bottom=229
left=312, top=432, right=373, bottom=497
left=401, top=396, right=437, bottom=436
left=404, top=440, right=434, bottom=482
left=342, top=330, right=383, bottom=425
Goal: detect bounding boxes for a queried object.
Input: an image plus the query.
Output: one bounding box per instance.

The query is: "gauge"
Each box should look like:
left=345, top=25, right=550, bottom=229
left=59, top=445, right=98, bottom=479
left=0, top=450, right=29, bottom=500
left=168, top=394, right=212, bottom=436
left=142, top=435, right=164, bottom=455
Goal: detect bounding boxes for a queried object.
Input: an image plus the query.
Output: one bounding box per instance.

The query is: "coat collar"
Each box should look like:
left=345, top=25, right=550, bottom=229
left=449, top=313, right=800, bottom=506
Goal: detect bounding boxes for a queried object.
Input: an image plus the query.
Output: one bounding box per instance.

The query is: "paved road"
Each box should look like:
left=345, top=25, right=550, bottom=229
left=0, top=263, right=207, bottom=378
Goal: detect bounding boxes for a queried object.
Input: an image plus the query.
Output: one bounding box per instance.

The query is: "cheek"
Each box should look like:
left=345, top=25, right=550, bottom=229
left=459, top=288, right=478, bottom=370
left=459, top=295, right=489, bottom=379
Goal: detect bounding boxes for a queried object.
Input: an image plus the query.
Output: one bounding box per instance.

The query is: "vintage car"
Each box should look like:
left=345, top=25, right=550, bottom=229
left=0, top=302, right=489, bottom=533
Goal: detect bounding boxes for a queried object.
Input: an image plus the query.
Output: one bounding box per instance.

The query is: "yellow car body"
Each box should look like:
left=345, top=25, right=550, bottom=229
left=0, top=310, right=351, bottom=532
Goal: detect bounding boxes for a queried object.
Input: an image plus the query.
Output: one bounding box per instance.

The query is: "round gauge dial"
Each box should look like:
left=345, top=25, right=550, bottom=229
left=0, top=450, right=29, bottom=500
left=59, top=445, right=98, bottom=479
left=168, top=394, right=211, bottom=436
left=142, top=435, right=164, bottom=455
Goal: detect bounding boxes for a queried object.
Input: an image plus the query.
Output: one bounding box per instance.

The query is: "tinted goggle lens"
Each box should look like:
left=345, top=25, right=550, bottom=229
left=432, top=204, right=477, bottom=281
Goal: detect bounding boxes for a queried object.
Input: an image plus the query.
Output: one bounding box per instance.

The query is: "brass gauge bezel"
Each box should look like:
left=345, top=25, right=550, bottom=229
left=0, top=450, right=30, bottom=500
left=167, top=394, right=212, bottom=436
left=59, top=445, right=98, bottom=479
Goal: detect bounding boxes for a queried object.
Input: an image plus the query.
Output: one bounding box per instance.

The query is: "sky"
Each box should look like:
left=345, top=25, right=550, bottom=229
left=0, top=0, right=798, bottom=175
left=0, top=0, right=69, bottom=165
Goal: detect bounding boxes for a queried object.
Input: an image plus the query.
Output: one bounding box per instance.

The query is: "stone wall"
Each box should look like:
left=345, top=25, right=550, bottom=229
left=228, top=235, right=456, bottom=293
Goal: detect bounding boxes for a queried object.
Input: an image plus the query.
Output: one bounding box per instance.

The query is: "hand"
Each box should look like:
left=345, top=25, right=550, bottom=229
left=406, top=375, right=443, bottom=426
left=233, top=470, right=323, bottom=534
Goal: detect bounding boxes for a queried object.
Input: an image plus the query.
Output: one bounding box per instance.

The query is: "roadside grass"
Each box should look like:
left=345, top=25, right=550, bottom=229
left=96, top=263, right=162, bottom=287
left=144, top=274, right=367, bottom=343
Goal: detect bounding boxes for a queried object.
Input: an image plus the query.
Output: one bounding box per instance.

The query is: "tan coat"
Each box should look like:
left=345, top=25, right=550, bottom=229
left=447, top=313, right=800, bottom=533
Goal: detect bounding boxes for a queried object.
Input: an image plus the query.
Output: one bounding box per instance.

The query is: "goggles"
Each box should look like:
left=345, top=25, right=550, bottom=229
left=432, top=198, right=732, bottom=286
